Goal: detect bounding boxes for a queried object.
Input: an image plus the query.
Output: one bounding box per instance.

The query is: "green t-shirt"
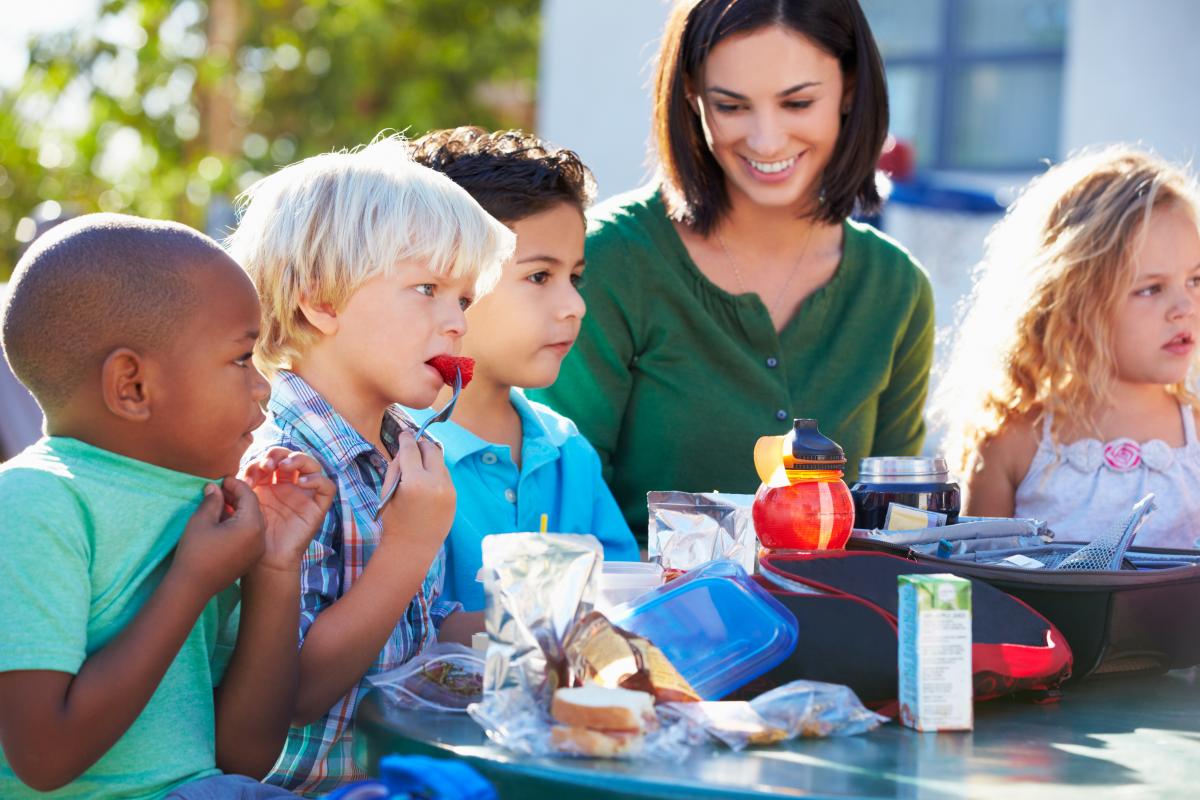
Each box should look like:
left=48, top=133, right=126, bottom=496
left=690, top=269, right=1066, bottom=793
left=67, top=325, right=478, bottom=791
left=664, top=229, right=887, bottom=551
left=531, top=186, right=935, bottom=539
left=0, top=437, right=240, bottom=799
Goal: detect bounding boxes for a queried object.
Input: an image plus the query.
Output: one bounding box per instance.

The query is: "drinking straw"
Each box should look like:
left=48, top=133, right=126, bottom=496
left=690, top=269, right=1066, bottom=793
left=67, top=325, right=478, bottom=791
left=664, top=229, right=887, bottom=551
left=539, top=513, right=548, bottom=534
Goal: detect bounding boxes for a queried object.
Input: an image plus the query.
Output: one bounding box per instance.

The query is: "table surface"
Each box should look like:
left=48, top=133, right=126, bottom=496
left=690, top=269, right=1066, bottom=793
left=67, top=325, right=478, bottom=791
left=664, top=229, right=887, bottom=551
left=354, top=669, right=1200, bottom=800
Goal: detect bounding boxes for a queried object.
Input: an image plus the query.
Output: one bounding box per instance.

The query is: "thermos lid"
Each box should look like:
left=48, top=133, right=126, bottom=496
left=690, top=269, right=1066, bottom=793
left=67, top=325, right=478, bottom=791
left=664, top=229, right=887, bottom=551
left=787, top=419, right=845, bottom=467
left=858, top=456, right=950, bottom=480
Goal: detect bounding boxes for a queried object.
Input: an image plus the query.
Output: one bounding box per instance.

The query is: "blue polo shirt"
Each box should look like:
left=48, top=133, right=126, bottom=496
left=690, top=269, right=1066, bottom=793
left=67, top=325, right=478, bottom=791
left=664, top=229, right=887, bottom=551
left=407, top=389, right=640, bottom=611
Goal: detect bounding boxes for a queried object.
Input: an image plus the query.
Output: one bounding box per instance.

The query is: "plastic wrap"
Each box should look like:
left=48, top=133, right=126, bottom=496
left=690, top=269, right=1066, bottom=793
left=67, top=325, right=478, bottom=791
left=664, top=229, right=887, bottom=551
left=663, top=680, right=887, bottom=751
left=368, top=643, right=484, bottom=713
left=468, top=688, right=692, bottom=761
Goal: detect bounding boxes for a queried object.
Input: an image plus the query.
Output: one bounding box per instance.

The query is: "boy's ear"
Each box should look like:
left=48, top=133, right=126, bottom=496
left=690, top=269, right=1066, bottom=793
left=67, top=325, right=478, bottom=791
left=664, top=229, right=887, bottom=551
left=298, top=297, right=340, bottom=336
left=100, top=347, right=152, bottom=422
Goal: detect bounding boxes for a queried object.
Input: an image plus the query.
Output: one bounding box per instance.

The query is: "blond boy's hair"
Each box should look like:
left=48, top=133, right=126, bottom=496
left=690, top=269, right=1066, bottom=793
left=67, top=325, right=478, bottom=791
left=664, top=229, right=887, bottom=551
left=934, top=144, right=1200, bottom=474
left=227, top=134, right=514, bottom=374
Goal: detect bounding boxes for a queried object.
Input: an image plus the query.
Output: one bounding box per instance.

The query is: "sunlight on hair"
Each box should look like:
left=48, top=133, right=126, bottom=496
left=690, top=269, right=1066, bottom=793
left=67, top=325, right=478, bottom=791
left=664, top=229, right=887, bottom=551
left=932, top=144, right=1200, bottom=474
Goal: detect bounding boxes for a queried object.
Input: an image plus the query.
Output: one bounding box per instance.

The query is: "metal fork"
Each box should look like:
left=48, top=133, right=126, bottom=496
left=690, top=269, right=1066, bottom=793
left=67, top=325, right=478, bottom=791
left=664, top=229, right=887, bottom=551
left=374, top=366, right=463, bottom=520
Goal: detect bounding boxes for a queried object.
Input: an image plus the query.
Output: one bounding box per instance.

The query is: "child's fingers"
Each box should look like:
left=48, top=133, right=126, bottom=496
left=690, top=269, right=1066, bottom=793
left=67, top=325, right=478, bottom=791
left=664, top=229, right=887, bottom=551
left=299, top=473, right=336, bottom=508
left=279, top=452, right=322, bottom=477
left=240, top=462, right=269, bottom=488
left=415, top=436, right=447, bottom=473
left=258, top=446, right=295, bottom=467
left=389, top=432, right=425, bottom=476
left=220, top=477, right=262, bottom=528
left=239, top=447, right=297, bottom=482
left=192, top=482, right=224, bottom=522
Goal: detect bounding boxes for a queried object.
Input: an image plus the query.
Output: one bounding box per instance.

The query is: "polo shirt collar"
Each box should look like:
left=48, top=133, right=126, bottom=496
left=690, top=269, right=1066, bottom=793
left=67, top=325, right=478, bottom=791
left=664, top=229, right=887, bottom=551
left=407, top=388, right=568, bottom=467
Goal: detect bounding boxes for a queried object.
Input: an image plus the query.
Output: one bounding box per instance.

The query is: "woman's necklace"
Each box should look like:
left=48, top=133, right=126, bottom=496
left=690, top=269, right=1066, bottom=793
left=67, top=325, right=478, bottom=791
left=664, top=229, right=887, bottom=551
left=714, top=223, right=817, bottom=320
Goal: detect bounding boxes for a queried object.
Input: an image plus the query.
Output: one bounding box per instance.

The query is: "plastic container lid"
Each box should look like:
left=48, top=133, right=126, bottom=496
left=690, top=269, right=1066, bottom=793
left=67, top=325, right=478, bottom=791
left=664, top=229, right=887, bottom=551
left=786, top=419, right=845, bottom=468
left=858, top=456, right=950, bottom=482
left=597, top=561, right=664, bottom=616
left=601, top=561, right=664, bottom=586
left=608, top=560, right=799, bottom=700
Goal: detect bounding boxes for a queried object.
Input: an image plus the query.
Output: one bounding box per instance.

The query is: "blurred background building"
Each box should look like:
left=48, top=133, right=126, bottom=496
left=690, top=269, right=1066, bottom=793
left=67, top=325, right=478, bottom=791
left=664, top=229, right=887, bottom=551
left=2, top=0, right=1198, bottom=456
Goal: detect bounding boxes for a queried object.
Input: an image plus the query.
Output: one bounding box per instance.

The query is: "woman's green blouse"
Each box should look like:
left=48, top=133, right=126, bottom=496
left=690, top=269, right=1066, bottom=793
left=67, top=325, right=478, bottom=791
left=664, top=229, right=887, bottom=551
left=531, top=186, right=935, bottom=540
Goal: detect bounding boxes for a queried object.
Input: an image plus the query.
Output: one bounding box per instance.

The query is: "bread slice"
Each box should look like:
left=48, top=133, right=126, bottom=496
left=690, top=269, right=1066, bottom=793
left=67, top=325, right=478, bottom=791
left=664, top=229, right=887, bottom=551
left=550, top=725, right=644, bottom=757
left=551, top=685, right=655, bottom=733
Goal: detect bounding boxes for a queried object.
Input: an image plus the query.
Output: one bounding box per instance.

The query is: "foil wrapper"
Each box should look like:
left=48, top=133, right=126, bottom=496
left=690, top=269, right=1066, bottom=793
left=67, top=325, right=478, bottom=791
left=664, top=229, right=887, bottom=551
left=647, top=491, right=757, bottom=575
left=479, top=533, right=602, bottom=704
left=470, top=533, right=694, bottom=761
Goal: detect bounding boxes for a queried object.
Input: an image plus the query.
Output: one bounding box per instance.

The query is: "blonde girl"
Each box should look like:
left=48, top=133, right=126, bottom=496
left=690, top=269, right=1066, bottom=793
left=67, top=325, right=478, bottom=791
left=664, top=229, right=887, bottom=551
left=937, top=145, right=1200, bottom=548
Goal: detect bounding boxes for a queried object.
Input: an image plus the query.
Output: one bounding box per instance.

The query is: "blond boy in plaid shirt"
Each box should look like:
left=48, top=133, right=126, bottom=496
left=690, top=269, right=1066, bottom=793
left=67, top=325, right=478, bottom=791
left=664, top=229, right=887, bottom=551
left=229, top=136, right=513, bottom=795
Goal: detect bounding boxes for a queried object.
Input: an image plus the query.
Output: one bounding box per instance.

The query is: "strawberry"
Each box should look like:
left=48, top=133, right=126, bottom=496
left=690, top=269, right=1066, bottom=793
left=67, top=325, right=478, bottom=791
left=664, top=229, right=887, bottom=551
left=426, top=355, right=474, bottom=388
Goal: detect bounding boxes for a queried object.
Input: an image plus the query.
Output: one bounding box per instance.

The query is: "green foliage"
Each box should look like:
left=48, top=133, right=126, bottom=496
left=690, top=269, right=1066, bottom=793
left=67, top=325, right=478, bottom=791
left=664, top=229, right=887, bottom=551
left=0, top=0, right=540, bottom=275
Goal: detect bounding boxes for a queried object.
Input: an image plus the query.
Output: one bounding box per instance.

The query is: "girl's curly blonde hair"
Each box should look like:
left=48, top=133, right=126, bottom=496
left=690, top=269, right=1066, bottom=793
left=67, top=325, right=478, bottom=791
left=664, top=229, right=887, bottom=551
left=934, top=144, right=1200, bottom=474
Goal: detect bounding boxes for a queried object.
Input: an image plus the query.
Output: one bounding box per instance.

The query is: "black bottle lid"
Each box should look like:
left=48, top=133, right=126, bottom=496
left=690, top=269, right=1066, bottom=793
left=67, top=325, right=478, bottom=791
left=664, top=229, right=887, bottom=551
left=787, top=419, right=846, bottom=467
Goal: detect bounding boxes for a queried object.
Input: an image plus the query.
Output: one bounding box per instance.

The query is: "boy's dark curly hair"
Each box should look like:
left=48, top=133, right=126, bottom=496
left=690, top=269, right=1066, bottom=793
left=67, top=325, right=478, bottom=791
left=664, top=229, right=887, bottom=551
left=409, top=127, right=597, bottom=224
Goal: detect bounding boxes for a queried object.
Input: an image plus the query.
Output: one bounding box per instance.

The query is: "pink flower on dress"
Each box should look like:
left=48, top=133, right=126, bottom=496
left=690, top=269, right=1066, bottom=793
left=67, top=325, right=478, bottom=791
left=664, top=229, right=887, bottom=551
left=1103, top=439, right=1142, bottom=472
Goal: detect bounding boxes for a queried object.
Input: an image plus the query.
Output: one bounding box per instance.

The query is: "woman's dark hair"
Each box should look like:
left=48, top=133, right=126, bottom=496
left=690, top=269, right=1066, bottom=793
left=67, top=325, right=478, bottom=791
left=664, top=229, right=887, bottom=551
left=653, top=0, right=888, bottom=233
left=409, top=127, right=597, bottom=225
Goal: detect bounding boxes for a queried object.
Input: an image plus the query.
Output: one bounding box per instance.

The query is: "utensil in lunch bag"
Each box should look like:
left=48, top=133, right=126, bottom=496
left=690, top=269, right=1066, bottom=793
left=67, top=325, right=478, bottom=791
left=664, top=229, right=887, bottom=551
left=1053, top=493, right=1156, bottom=571
left=374, top=366, right=463, bottom=520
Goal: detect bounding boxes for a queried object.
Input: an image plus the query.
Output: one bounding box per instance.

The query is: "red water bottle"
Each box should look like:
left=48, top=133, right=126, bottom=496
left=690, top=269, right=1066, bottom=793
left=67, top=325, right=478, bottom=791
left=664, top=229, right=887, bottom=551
left=752, top=419, right=855, bottom=551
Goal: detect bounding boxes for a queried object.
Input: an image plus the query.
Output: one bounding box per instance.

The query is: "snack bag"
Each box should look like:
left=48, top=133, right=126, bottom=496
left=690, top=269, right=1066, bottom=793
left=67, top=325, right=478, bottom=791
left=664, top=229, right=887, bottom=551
left=368, top=643, right=484, bottom=712
left=478, top=532, right=602, bottom=702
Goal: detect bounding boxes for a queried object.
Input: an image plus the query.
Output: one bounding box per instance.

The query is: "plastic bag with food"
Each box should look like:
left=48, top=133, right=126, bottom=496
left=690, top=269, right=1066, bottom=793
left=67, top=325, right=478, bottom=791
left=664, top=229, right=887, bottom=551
left=367, top=643, right=484, bottom=713
left=468, top=534, right=693, bottom=761
left=662, top=680, right=887, bottom=751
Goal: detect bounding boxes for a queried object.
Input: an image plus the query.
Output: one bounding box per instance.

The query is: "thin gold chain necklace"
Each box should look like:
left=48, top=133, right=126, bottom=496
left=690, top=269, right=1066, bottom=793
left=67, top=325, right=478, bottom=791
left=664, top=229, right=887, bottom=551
left=714, top=224, right=816, bottom=319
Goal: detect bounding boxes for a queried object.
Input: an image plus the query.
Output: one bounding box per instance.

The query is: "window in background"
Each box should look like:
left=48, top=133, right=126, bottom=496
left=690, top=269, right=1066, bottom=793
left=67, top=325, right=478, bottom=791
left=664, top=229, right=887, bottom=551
left=861, top=0, right=1067, bottom=172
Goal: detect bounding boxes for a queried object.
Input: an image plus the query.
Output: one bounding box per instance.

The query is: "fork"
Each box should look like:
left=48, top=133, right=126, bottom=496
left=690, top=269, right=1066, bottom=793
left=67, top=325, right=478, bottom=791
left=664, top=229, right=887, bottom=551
left=374, top=366, right=463, bottom=520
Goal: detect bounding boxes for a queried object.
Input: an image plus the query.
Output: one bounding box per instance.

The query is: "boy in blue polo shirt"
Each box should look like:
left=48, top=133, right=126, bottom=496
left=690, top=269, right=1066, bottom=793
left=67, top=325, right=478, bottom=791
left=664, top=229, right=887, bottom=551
left=409, top=127, right=639, bottom=611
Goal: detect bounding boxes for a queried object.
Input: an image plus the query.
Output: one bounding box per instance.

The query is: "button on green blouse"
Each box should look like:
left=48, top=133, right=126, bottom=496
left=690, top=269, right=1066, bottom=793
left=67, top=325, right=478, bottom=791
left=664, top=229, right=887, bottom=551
left=531, top=186, right=935, bottom=540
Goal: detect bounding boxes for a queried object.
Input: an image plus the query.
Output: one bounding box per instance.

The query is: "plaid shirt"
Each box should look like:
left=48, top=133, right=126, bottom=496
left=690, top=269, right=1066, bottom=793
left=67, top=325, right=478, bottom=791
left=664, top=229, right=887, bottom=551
left=245, top=371, right=459, bottom=796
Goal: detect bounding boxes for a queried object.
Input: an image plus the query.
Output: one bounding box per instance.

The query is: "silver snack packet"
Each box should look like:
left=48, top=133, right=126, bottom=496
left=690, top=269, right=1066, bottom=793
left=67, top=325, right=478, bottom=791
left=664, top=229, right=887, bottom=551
left=647, top=491, right=757, bottom=575
left=479, top=533, right=603, bottom=705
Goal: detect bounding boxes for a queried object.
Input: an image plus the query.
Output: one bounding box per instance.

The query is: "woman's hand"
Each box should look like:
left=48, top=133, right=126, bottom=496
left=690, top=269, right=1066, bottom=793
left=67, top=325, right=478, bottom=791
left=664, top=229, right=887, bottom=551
left=241, top=447, right=335, bottom=573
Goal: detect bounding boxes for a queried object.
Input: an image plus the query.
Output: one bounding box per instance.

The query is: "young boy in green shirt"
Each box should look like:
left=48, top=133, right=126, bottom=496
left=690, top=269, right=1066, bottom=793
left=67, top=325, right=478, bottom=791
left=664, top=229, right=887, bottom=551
left=0, top=214, right=334, bottom=799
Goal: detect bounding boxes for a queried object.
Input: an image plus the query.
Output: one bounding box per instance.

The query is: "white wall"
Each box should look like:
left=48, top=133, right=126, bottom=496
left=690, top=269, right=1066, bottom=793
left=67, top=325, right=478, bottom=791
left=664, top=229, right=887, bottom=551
left=538, top=0, right=671, bottom=200
left=1062, top=0, right=1200, bottom=164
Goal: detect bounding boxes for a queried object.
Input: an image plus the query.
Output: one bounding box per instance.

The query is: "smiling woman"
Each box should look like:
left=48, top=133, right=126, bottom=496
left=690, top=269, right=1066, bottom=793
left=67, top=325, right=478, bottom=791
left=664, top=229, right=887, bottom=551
left=532, top=0, right=936, bottom=540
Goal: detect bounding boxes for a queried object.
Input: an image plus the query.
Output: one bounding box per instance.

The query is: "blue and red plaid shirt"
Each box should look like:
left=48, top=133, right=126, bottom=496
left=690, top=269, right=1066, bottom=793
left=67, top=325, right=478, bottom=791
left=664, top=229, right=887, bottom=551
left=245, top=370, right=459, bottom=796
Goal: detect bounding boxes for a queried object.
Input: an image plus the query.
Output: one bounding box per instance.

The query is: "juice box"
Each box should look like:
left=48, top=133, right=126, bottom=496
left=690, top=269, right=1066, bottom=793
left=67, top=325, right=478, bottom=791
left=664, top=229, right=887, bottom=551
left=897, top=574, right=973, bottom=732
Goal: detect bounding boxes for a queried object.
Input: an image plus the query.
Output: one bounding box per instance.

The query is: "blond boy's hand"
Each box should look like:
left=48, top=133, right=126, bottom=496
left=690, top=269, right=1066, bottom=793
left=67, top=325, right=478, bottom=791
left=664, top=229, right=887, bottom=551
left=174, top=478, right=266, bottom=598
left=379, top=432, right=456, bottom=553
left=241, top=447, right=336, bottom=573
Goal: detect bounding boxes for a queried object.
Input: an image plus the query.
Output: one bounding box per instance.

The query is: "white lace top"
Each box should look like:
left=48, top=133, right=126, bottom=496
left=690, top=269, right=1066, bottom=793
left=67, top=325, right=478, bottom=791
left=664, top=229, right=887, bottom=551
left=1014, top=402, right=1200, bottom=549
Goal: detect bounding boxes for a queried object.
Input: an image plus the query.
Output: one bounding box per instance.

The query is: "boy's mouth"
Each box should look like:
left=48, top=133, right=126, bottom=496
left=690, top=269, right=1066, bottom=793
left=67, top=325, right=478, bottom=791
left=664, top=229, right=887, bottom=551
left=243, top=412, right=267, bottom=440
left=1164, top=331, right=1195, bottom=355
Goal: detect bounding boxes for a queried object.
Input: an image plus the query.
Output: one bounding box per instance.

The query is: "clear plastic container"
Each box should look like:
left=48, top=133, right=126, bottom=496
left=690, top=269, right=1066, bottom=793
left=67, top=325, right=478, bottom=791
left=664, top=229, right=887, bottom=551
left=597, top=561, right=664, bottom=615
left=608, top=560, right=799, bottom=699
